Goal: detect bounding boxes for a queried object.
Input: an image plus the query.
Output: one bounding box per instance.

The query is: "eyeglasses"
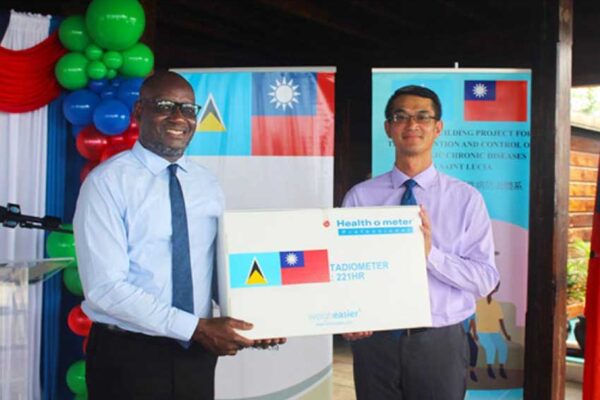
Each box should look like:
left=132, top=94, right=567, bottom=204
left=388, top=112, right=438, bottom=125
left=142, top=99, right=201, bottom=118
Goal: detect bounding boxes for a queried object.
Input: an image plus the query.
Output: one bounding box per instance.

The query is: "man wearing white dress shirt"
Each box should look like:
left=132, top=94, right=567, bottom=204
left=74, top=71, right=284, bottom=400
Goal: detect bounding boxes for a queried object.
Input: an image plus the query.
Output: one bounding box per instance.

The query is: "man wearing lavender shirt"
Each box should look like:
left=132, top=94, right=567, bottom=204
left=342, top=85, right=499, bottom=400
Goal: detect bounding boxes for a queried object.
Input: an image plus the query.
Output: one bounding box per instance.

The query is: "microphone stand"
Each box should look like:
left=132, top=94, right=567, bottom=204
left=0, top=203, right=73, bottom=234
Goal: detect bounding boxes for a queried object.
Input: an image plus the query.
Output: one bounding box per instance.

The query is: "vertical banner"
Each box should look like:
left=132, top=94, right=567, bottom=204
left=372, top=69, right=531, bottom=399
left=583, top=160, right=600, bottom=400
left=177, top=67, right=335, bottom=399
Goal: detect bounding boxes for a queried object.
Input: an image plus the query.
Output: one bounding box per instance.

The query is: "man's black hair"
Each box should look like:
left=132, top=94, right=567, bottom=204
left=384, top=85, right=442, bottom=120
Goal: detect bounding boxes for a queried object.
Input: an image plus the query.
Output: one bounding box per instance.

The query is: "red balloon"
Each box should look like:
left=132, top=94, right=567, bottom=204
left=67, top=304, right=92, bottom=337
left=108, top=118, right=139, bottom=148
left=107, top=132, right=125, bottom=147
left=128, top=118, right=138, bottom=131
left=82, top=335, right=89, bottom=354
left=123, top=118, right=139, bottom=147
left=75, top=125, right=109, bottom=161
left=80, top=161, right=99, bottom=183
left=99, top=142, right=132, bottom=163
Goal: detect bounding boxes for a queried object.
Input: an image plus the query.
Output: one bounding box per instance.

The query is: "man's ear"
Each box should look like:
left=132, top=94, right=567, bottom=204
left=133, top=100, right=142, bottom=123
left=384, top=120, right=392, bottom=138
left=434, top=120, right=444, bottom=139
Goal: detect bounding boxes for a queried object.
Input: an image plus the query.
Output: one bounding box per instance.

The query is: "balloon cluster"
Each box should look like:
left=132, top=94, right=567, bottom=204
left=46, top=225, right=82, bottom=296
left=57, top=0, right=149, bottom=180
left=46, top=226, right=90, bottom=397
left=56, top=0, right=151, bottom=89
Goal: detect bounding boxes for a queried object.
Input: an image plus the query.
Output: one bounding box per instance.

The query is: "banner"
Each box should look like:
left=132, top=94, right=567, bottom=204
left=177, top=67, right=335, bottom=399
left=372, top=68, right=531, bottom=399
left=583, top=159, right=600, bottom=400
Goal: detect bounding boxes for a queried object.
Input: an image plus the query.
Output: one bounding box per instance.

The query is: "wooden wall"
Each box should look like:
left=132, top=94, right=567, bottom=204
left=569, top=127, right=600, bottom=245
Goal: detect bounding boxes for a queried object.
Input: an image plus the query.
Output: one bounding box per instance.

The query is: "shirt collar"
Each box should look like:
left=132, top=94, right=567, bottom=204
left=391, top=163, right=437, bottom=189
left=131, top=141, right=190, bottom=175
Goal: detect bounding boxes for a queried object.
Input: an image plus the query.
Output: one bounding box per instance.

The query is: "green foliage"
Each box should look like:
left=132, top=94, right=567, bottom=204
left=567, top=239, right=590, bottom=304
left=571, top=86, right=600, bottom=117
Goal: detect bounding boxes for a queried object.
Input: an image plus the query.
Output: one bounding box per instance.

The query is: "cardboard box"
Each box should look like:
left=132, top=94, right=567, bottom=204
left=217, top=206, right=432, bottom=339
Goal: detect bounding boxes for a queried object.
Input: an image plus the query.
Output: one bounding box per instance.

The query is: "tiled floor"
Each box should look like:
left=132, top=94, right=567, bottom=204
left=332, top=336, right=583, bottom=400
left=332, top=337, right=355, bottom=399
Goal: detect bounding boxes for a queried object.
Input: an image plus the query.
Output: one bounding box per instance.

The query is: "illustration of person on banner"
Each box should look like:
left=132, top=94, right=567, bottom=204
left=74, top=70, right=285, bottom=400
left=341, top=85, right=499, bottom=400
left=474, top=282, right=512, bottom=380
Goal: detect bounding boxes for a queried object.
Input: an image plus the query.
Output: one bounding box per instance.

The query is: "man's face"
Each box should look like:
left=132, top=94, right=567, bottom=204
left=134, top=77, right=197, bottom=162
left=384, top=94, right=443, bottom=158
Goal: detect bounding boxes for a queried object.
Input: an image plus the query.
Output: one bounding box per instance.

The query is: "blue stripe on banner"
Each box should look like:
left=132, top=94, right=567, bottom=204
left=42, top=51, right=65, bottom=399
left=338, top=227, right=413, bottom=236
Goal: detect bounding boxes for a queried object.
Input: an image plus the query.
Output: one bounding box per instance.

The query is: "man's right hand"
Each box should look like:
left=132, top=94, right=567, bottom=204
left=192, top=317, right=255, bottom=356
left=342, top=331, right=373, bottom=341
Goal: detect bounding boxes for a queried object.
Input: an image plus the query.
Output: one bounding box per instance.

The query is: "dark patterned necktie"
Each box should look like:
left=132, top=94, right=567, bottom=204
left=393, top=178, right=418, bottom=338
left=401, top=179, right=418, bottom=205
left=169, top=164, right=194, bottom=347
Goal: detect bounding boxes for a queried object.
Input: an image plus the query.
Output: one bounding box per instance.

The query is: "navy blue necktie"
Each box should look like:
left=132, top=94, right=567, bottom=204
left=392, top=178, right=418, bottom=338
left=169, top=164, right=194, bottom=347
left=401, top=179, right=418, bottom=205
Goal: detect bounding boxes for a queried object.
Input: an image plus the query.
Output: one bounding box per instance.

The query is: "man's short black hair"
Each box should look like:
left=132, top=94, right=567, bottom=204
left=384, top=85, right=442, bottom=121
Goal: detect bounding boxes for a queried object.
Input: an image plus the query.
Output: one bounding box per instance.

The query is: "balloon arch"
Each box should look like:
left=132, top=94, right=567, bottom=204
left=48, top=1, right=154, bottom=397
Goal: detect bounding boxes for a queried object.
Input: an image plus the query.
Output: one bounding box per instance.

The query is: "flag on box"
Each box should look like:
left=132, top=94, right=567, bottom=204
left=229, top=252, right=282, bottom=288
left=279, top=249, right=330, bottom=285
left=464, top=80, right=527, bottom=122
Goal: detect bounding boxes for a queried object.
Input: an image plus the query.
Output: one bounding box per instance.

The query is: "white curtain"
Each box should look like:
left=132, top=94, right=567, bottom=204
left=0, top=10, right=52, bottom=400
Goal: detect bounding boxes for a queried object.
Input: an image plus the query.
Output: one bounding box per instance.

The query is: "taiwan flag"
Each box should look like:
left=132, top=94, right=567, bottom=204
left=279, top=249, right=330, bottom=285
left=251, top=72, right=334, bottom=156
left=464, top=80, right=527, bottom=122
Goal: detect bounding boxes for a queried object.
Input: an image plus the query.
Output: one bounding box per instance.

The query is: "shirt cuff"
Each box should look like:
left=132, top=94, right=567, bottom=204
left=168, top=310, right=199, bottom=341
left=427, top=245, right=444, bottom=271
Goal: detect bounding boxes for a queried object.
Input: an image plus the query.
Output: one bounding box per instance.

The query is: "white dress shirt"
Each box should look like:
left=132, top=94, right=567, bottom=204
left=74, top=141, right=224, bottom=340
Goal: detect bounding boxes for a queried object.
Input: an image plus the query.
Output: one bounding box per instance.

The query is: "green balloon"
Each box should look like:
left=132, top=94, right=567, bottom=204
left=102, top=50, right=123, bottom=69
left=58, top=15, right=90, bottom=52
left=46, top=225, right=77, bottom=266
left=84, top=43, right=103, bottom=61
left=106, top=69, right=118, bottom=80
left=74, top=395, right=88, bottom=400
left=66, top=360, right=87, bottom=395
left=87, top=60, right=108, bottom=80
left=86, top=0, right=146, bottom=51
left=63, top=267, right=83, bottom=296
left=119, top=43, right=154, bottom=77
left=55, top=53, right=89, bottom=90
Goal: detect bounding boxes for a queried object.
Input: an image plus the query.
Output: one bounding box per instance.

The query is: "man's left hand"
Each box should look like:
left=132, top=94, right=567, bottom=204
left=419, top=205, right=432, bottom=257
left=253, top=338, right=287, bottom=349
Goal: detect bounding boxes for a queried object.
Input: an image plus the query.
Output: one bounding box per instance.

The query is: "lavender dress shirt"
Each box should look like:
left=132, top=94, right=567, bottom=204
left=342, top=164, right=499, bottom=327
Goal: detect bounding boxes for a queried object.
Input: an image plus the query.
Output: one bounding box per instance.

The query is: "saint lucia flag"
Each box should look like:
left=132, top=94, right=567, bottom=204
left=229, top=252, right=282, bottom=289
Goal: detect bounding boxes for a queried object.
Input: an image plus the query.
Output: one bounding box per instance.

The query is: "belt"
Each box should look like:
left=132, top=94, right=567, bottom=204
left=391, top=327, right=431, bottom=338
left=94, top=322, right=136, bottom=335
left=92, top=322, right=173, bottom=345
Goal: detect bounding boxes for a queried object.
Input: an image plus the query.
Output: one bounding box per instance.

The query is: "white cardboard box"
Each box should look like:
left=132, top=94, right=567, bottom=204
left=217, top=206, right=432, bottom=339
